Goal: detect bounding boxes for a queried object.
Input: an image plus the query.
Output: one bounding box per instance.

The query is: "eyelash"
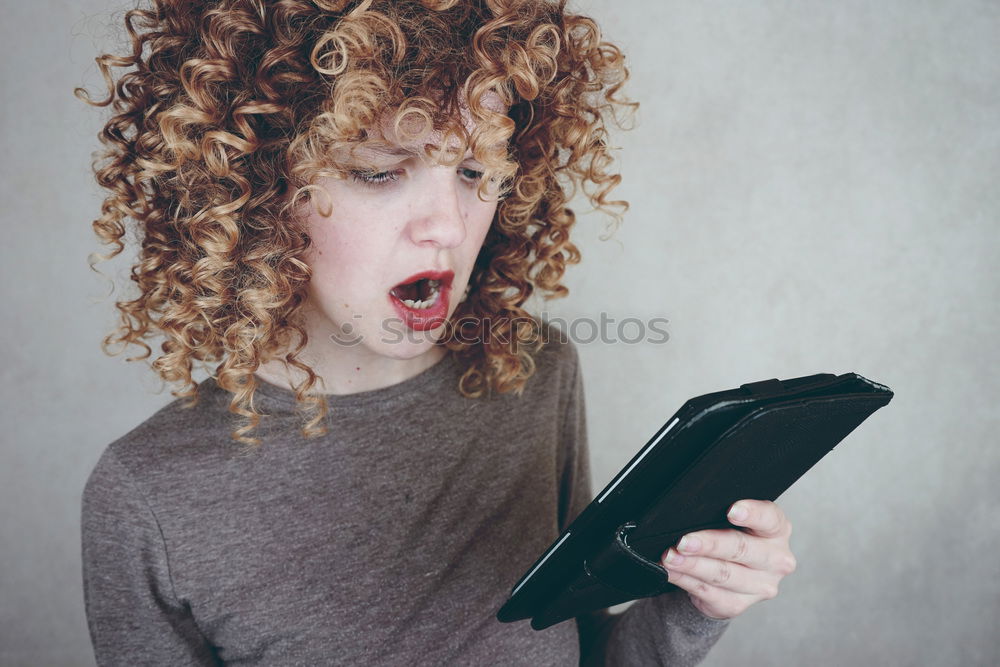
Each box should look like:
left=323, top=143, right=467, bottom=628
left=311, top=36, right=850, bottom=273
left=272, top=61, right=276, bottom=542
left=349, top=167, right=484, bottom=187
left=351, top=169, right=401, bottom=185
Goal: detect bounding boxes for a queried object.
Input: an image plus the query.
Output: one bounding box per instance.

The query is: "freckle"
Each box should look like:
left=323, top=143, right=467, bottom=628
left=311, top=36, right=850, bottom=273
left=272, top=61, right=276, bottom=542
left=356, top=367, right=360, bottom=371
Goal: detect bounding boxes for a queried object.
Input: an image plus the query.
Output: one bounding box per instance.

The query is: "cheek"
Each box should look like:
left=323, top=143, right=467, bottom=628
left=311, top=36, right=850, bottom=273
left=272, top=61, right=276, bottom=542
left=460, top=207, right=495, bottom=266
left=304, top=222, right=362, bottom=293
left=306, top=223, right=399, bottom=302
left=304, top=229, right=344, bottom=277
left=468, top=199, right=498, bottom=240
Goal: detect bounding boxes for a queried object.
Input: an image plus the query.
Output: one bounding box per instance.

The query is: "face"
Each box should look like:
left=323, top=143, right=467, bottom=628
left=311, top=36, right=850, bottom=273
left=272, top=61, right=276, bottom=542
left=296, top=103, right=502, bottom=366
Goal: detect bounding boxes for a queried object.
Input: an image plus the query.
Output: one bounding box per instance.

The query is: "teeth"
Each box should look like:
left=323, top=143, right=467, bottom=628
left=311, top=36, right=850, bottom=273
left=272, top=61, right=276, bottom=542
left=395, top=280, right=443, bottom=310
left=401, top=285, right=441, bottom=310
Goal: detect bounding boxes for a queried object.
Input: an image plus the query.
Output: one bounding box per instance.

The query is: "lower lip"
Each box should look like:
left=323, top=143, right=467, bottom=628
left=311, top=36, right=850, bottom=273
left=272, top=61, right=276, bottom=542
left=388, top=285, right=452, bottom=332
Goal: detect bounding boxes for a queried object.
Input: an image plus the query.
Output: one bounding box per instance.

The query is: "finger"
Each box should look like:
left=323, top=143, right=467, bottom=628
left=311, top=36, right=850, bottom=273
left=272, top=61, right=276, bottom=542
left=662, top=568, right=755, bottom=620
left=662, top=549, right=773, bottom=595
left=671, top=528, right=780, bottom=572
left=727, top=499, right=790, bottom=539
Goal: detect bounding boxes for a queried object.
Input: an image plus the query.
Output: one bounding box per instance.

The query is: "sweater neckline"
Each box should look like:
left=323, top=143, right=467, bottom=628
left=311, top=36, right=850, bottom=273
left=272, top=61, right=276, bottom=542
left=241, top=348, right=462, bottom=411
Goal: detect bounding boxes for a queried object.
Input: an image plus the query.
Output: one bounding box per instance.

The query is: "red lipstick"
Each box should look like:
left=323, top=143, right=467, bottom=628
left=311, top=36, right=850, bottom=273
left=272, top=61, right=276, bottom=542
left=387, top=270, right=454, bottom=332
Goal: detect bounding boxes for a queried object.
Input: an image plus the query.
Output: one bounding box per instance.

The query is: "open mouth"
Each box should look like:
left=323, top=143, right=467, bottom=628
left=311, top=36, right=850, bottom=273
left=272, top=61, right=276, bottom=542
left=388, top=270, right=454, bottom=331
left=389, top=277, right=443, bottom=310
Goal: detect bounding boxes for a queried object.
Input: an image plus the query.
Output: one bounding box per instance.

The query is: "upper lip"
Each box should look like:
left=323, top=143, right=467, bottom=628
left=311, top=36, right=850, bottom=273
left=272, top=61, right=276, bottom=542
left=392, top=270, right=454, bottom=289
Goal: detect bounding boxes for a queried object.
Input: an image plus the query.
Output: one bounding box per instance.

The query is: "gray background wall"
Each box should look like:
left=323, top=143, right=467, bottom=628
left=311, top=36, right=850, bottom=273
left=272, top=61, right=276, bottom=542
left=1, top=0, right=996, bottom=664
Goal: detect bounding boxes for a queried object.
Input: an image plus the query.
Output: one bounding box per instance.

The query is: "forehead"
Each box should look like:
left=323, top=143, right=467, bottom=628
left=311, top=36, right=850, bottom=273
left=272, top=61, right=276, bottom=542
left=356, top=90, right=508, bottom=160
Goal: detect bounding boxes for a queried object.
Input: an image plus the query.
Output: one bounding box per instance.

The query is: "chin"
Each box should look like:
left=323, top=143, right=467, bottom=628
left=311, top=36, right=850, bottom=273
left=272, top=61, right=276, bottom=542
left=364, top=326, right=446, bottom=360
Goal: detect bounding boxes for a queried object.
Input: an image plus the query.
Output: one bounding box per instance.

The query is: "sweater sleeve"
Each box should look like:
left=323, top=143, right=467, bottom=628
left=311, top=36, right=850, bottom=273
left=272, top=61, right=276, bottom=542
left=81, top=448, right=220, bottom=666
left=557, top=344, right=731, bottom=667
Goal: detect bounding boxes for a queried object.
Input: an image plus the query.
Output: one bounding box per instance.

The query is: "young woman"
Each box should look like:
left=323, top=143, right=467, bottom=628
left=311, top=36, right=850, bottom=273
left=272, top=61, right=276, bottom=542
left=79, top=1, right=796, bottom=664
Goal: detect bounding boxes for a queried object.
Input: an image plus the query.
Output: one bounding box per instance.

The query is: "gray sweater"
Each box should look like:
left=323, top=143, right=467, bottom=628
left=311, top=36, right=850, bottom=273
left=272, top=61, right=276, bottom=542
left=81, top=336, right=730, bottom=665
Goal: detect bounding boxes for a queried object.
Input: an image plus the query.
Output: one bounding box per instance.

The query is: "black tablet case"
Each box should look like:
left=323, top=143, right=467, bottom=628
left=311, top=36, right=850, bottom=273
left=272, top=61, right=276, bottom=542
left=496, top=372, right=894, bottom=630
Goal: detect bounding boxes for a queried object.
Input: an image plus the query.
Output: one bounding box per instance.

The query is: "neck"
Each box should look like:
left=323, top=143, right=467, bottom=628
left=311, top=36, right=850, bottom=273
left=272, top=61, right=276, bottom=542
left=254, top=340, right=448, bottom=396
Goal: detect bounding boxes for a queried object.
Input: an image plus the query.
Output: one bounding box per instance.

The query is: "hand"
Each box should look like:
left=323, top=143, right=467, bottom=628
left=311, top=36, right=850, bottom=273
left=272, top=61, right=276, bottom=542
left=660, top=499, right=796, bottom=620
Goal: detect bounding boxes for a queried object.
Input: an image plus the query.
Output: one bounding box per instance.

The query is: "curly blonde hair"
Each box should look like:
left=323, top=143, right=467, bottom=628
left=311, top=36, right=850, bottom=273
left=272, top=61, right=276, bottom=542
left=79, top=0, right=636, bottom=446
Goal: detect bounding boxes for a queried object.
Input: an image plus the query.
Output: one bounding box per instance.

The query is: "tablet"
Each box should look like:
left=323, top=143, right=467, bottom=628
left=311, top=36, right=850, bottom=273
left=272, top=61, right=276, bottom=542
left=496, top=371, right=893, bottom=630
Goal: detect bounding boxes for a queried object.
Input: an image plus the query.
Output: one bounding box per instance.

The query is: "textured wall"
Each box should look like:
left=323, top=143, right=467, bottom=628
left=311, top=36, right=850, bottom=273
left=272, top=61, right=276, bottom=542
left=0, top=1, right=996, bottom=664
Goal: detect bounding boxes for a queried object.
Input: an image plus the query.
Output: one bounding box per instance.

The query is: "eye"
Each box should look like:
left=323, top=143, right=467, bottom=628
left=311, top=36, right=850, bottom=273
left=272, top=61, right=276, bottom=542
left=349, top=169, right=401, bottom=186
left=459, top=167, right=484, bottom=183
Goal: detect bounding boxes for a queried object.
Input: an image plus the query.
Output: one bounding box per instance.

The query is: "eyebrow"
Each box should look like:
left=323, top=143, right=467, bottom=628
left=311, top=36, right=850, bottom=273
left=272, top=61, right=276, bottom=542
left=352, top=142, right=480, bottom=161
left=362, top=144, right=417, bottom=157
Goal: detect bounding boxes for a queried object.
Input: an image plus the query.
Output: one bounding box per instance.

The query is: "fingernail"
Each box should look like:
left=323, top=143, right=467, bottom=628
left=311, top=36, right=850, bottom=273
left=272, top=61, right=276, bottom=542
left=678, top=535, right=700, bottom=553
left=663, top=548, right=685, bottom=566
left=728, top=503, right=748, bottom=521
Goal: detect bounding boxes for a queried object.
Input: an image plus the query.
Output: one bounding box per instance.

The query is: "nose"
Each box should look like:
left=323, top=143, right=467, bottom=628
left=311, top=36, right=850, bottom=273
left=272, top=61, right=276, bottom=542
left=408, top=166, right=467, bottom=249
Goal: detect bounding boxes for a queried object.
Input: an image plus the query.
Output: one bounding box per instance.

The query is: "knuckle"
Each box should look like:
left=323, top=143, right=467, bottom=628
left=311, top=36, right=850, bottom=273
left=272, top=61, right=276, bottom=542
left=694, top=580, right=713, bottom=597
left=762, top=583, right=779, bottom=600
left=765, top=503, right=783, bottom=530
left=732, top=532, right=750, bottom=562
left=783, top=554, right=797, bottom=575
left=716, top=600, right=742, bottom=618
left=713, top=561, right=732, bottom=585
